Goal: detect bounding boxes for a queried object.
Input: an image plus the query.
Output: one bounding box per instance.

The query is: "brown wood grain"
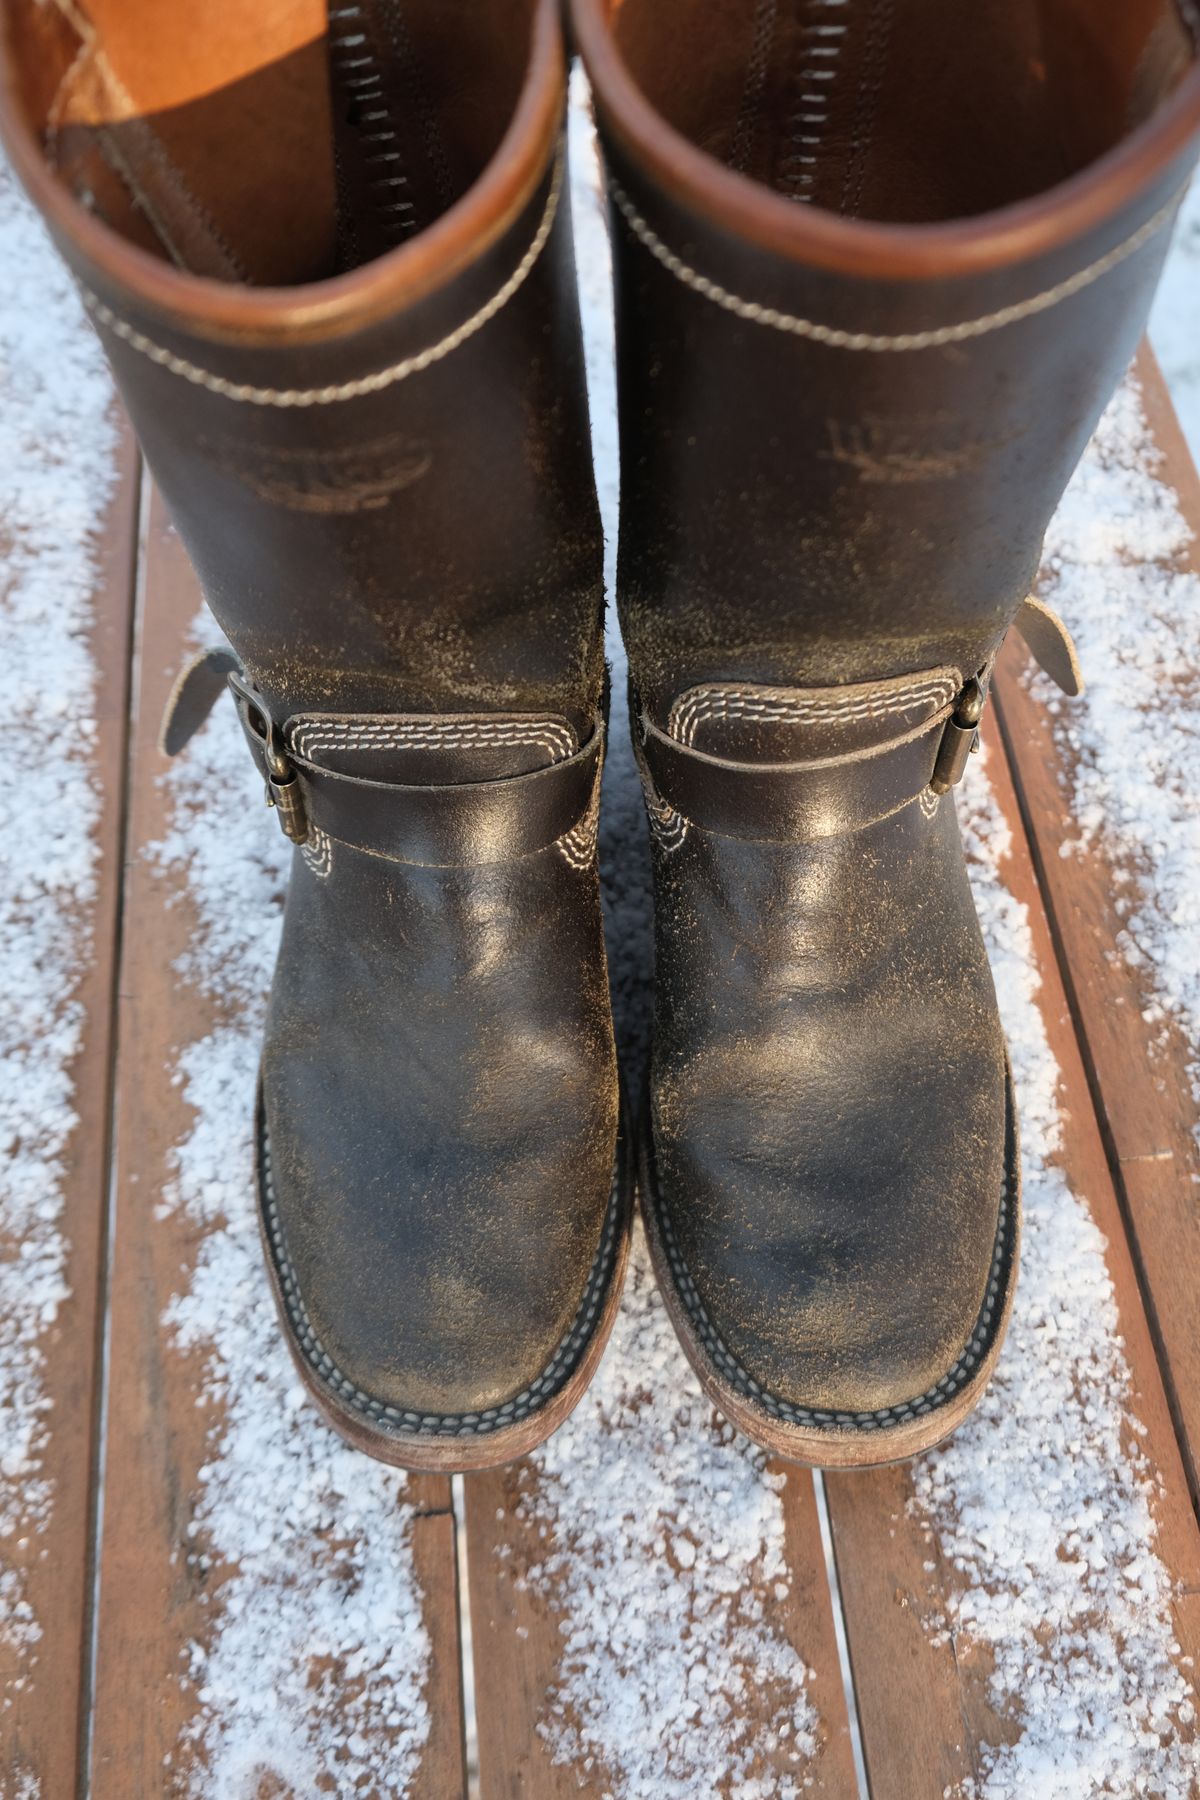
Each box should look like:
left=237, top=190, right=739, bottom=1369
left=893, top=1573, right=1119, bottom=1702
left=993, top=346, right=1200, bottom=1505
left=0, top=421, right=139, bottom=1800
left=464, top=1361, right=859, bottom=1797
left=826, top=719, right=1200, bottom=1799
left=88, top=489, right=465, bottom=1798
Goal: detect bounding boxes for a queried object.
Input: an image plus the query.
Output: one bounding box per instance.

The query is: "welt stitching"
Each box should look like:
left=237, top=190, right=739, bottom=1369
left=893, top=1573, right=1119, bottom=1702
left=610, top=176, right=1183, bottom=352
left=78, top=141, right=565, bottom=405
left=654, top=1151, right=1014, bottom=1429
left=261, top=1131, right=622, bottom=1435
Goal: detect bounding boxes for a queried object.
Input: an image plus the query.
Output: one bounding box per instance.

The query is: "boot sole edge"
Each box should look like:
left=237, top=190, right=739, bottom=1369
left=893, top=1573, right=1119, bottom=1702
left=254, top=1089, right=635, bottom=1474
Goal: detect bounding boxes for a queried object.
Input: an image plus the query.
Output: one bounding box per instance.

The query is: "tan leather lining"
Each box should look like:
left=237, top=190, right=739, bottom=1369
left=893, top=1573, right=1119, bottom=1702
left=5, top=0, right=539, bottom=286
left=613, top=0, right=1198, bottom=224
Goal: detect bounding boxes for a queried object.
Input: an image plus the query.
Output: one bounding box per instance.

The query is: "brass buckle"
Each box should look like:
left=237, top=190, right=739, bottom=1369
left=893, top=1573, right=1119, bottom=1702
left=227, top=672, right=309, bottom=843
left=930, top=677, right=986, bottom=795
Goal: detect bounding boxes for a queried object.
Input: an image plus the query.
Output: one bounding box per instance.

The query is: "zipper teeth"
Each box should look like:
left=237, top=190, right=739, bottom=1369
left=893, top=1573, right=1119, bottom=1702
left=328, top=2, right=416, bottom=245
left=777, top=0, right=850, bottom=205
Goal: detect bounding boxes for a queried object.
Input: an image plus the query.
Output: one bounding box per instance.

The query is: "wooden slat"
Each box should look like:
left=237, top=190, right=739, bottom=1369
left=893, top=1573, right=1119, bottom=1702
left=993, top=346, right=1200, bottom=1503
left=90, top=490, right=465, bottom=1797
left=825, top=720, right=1200, bottom=1798
left=0, top=421, right=139, bottom=1800
left=464, top=1248, right=860, bottom=1799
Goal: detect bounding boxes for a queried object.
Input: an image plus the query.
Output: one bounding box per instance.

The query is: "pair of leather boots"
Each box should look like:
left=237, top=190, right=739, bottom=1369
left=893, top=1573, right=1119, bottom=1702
left=4, top=0, right=1198, bottom=1473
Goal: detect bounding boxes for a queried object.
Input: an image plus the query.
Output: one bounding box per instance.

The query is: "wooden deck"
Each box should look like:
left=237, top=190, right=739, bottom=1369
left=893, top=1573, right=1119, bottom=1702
left=2, top=346, right=1199, bottom=1798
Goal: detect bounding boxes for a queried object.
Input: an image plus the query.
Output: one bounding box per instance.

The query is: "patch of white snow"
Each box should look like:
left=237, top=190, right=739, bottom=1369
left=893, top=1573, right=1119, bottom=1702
left=0, top=153, right=117, bottom=1758
left=908, top=749, right=1198, bottom=1799
left=150, top=615, right=434, bottom=1796
left=1031, top=375, right=1200, bottom=1140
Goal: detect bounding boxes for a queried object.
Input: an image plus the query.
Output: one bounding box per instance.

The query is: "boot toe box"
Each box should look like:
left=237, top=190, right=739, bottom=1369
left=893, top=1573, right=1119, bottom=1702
left=258, top=1065, right=621, bottom=1428
left=650, top=1032, right=1015, bottom=1424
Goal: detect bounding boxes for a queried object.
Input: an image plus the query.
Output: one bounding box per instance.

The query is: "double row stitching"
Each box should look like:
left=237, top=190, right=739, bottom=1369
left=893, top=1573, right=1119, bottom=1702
left=635, top=740, right=690, bottom=854
left=300, top=824, right=334, bottom=880
left=610, top=176, right=1183, bottom=352
left=261, top=1131, right=622, bottom=1436
left=290, top=716, right=576, bottom=762
left=839, top=0, right=895, bottom=218
left=669, top=675, right=958, bottom=745
left=728, top=0, right=781, bottom=175
left=78, top=141, right=565, bottom=405
left=557, top=766, right=603, bottom=871
left=653, top=1150, right=1014, bottom=1430
left=646, top=795, right=689, bottom=854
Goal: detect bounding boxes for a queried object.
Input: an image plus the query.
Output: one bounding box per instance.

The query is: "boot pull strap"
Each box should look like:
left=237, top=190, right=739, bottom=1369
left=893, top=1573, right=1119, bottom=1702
left=1013, top=596, right=1085, bottom=698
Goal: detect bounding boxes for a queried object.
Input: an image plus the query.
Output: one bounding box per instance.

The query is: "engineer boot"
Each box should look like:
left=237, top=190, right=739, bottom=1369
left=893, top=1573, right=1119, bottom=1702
left=1, top=0, right=632, bottom=1469
left=574, top=0, right=1200, bottom=1465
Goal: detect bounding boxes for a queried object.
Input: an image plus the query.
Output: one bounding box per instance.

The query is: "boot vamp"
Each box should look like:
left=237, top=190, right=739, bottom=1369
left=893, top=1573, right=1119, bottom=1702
left=652, top=796, right=1008, bottom=1416
left=263, top=840, right=618, bottom=1416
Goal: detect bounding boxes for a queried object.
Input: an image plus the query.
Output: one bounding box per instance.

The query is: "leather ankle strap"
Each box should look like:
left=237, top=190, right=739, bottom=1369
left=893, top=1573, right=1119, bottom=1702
left=636, top=677, right=972, bottom=844
left=162, top=649, right=604, bottom=868
left=635, top=595, right=1082, bottom=846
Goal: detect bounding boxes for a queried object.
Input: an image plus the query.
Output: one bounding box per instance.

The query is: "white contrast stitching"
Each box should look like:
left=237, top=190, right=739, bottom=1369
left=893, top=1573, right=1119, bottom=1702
left=78, top=142, right=565, bottom=406
left=556, top=765, right=602, bottom=871
left=290, top=716, right=576, bottom=763
left=669, top=674, right=958, bottom=746
left=609, top=175, right=1183, bottom=353
left=300, top=825, right=334, bottom=880
left=651, top=1130, right=1015, bottom=1429
left=261, top=1129, right=623, bottom=1436
left=918, top=787, right=941, bottom=819
left=636, top=746, right=690, bottom=854
left=646, top=799, right=689, bottom=854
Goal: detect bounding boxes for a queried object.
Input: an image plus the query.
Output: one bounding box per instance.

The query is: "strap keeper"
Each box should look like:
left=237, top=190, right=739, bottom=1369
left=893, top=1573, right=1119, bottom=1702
left=930, top=678, right=986, bottom=794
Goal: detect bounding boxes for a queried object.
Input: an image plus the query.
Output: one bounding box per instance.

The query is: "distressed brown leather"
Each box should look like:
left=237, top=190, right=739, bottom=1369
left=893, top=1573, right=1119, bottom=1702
left=1, top=0, right=630, bottom=1467
left=574, top=0, right=1200, bottom=1464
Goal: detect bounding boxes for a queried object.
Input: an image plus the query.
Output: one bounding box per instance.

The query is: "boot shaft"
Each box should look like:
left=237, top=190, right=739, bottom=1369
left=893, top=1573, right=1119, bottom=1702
left=0, top=0, right=604, bottom=730
left=574, top=0, right=1200, bottom=717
